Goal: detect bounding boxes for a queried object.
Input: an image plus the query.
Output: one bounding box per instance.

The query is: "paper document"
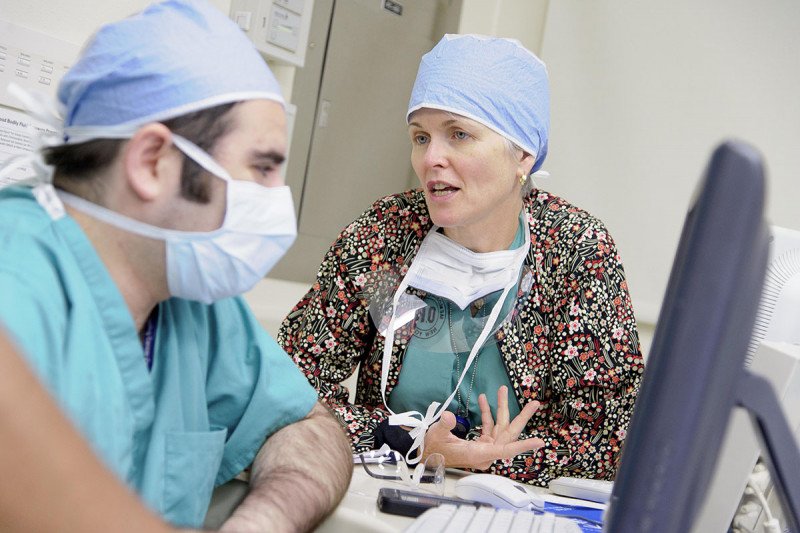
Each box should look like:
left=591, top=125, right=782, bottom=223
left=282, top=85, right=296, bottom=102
left=0, top=106, right=56, bottom=188
left=0, top=20, right=78, bottom=188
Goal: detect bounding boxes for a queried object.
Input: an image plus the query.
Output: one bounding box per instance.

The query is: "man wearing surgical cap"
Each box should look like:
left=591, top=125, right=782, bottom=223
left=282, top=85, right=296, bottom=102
left=281, top=35, right=643, bottom=485
left=0, top=1, right=351, bottom=531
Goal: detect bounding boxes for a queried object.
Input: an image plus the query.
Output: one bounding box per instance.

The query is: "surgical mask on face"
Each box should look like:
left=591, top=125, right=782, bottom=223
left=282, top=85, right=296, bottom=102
left=378, top=215, right=530, bottom=463
left=56, top=133, right=297, bottom=304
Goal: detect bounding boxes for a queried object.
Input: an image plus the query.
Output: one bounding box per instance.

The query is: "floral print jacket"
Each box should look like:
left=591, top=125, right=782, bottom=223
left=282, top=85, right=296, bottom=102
left=278, top=188, right=644, bottom=486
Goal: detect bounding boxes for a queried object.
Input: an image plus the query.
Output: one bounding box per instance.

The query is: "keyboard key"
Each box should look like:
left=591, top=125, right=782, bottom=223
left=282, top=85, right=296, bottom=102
left=465, top=507, right=496, bottom=533
left=445, top=504, right=476, bottom=532
left=487, top=508, right=515, bottom=533
left=407, top=503, right=584, bottom=533
left=510, top=509, right=534, bottom=531
left=539, top=512, right=555, bottom=532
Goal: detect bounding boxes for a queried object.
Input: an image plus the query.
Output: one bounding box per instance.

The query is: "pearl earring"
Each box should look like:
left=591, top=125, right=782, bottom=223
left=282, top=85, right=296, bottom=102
left=519, top=173, right=528, bottom=186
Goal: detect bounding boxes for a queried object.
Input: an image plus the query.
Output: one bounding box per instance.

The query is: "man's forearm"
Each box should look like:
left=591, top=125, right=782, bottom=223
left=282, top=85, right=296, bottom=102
left=221, top=402, right=353, bottom=532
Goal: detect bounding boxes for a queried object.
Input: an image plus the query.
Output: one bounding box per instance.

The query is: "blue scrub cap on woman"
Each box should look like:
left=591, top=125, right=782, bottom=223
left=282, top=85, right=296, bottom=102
left=58, top=0, right=283, bottom=142
left=407, top=34, right=550, bottom=174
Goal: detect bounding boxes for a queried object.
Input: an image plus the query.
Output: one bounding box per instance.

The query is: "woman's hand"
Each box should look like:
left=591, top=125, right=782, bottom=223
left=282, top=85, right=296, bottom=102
left=422, top=386, right=543, bottom=470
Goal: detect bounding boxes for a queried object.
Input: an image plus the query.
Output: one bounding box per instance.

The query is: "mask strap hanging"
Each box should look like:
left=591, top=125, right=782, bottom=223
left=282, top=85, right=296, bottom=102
left=398, top=280, right=516, bottom=464
left=379, top=224, right=530, bottom=465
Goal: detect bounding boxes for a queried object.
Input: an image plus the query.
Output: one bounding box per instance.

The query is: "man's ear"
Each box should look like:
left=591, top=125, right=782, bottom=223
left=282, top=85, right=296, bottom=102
left=122, top=123, right=181, bottom=201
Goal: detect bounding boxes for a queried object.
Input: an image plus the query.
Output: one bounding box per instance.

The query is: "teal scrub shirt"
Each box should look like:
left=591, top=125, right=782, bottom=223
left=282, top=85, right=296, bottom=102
left=0, top=187, right=318, bottom=527
left=389, top=215, right=525, bottom=429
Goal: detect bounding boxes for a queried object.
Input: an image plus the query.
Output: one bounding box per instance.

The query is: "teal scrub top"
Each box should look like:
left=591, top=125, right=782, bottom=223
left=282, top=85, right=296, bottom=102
left=0, top=187, right=318, bottom=528
left=389, top=215, right=525, bottom=429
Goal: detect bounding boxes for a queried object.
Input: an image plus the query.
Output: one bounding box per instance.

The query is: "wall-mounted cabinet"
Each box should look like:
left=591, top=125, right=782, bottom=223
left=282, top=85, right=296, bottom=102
left=230, top=0, right=314, bottom=67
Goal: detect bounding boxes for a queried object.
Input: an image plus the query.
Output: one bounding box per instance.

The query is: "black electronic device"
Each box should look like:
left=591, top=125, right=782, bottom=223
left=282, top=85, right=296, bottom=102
left=605, top=141, right=800, bottom=532
left=377, top=487, right=489, bottom=518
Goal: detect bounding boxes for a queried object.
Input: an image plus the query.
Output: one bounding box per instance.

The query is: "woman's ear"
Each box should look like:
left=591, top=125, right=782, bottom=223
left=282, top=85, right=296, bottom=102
left=122, top=123, right=181, bottom=201
left=519, top=151, right=536, bottom=178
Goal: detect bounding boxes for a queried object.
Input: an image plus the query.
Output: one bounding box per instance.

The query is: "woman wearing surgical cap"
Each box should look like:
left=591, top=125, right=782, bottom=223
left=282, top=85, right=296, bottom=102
left=280, top=34, right=644, bottom=485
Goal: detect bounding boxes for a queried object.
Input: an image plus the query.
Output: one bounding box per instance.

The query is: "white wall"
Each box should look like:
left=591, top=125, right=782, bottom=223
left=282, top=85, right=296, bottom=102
left=0, top=0, right=297, bottom=99
left=538, top=0, right=800, bottom=331
left=458, top=0, right=549, bottom=55
left=1, top=1, right=230, bottom=44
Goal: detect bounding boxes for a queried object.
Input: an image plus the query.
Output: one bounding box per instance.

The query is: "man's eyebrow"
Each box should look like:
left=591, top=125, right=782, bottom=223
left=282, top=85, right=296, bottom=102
left=251, top=150, right=286, bottom=165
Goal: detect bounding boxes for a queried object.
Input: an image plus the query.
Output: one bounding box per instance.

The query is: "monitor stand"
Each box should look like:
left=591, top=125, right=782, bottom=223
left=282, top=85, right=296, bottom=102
left=737, top=369, right=800, bottom=532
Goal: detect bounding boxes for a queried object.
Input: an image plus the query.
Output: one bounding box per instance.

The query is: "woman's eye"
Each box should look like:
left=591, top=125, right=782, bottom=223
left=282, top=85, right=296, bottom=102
left=453, top=130, right=469, bottom=140
left=413, top=134, right=429, bottom=145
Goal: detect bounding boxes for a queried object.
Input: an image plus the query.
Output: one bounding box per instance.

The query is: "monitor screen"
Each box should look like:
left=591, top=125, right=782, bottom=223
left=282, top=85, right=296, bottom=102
left=604, top=141, right=770, bottom=532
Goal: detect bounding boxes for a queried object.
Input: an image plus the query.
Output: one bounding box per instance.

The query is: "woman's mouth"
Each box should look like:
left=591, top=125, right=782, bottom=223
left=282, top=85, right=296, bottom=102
left=429, top=183, right=459, bottom=197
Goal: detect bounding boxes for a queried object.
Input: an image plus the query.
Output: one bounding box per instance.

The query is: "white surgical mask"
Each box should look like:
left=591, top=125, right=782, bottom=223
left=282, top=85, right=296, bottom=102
left=404, top=229, right=529, bottom=310
left=54, top=133, right=297, bottom=304
left=379, top=216, right=530, bottom=463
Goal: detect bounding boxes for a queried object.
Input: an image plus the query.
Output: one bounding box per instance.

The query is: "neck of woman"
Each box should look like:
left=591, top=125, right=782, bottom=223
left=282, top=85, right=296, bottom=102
left=443, top=202, right=523, bottom=253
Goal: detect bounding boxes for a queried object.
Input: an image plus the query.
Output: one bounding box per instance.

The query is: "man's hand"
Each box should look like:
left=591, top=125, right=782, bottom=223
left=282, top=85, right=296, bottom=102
left=422, top=386, right=543, bottom=470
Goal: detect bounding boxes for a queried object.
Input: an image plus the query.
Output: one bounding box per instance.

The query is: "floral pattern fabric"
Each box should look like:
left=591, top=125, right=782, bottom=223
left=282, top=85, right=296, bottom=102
left=278, top=188, right=644, bottom=486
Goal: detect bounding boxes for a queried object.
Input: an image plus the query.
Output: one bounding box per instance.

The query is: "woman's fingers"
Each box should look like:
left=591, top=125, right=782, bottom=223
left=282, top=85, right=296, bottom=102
left=429, top=410, right=457, bottom=438
left=478, top=393, right=494, bottom=436
left=498, top=436, right=545, bottom=460
left=472, top=436, right=545, bottom=468
left=508, top=400, right=540, bottom=436
left=495, top=385, right=510, bottom=428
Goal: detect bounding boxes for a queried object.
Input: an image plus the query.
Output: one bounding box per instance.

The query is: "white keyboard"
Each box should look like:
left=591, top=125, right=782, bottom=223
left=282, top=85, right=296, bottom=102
left=547, top=477, right=614, bottom=504
left=404, top=504, right=582, bottom=533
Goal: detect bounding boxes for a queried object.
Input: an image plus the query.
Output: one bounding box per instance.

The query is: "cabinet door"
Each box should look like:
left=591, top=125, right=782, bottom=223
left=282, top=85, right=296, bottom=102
left=272, top=0, right=439, bottom=282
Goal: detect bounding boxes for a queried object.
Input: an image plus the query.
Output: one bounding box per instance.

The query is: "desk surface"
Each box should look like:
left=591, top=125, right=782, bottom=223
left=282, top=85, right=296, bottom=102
left=316, top=464, right=473, bottom=532
left=205, top=463, right=599, bottom=532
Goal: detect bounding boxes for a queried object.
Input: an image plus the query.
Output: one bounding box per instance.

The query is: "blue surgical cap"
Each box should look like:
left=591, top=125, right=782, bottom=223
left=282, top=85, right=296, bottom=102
left=407, top=34, right=550, bottom=174
left=59, top=0, right=283, bottom=141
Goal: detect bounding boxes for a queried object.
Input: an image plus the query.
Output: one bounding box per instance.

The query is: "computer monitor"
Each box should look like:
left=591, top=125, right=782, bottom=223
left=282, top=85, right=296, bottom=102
left=692, top=226, right=800, bottom=533
left=604, top=141, right=800, bottom=532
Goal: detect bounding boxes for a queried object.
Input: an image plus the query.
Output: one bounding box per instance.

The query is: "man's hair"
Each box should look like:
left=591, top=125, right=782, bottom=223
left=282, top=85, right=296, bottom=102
left=43, top=102, right=239, bottom=203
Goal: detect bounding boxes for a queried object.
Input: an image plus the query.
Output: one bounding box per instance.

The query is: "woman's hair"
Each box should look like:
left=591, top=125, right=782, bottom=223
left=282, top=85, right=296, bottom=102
left=44, top=102, right=239, bottom=203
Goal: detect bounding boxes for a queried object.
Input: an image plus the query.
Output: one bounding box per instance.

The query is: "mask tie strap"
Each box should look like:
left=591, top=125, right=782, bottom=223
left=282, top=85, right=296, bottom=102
left=379, top=235, right=437, bottom=464
left=380, top=226, right=530, bottom=465
left=402, top=278, right=518, bottom=463
left=170, top=134, right=234, bottom=183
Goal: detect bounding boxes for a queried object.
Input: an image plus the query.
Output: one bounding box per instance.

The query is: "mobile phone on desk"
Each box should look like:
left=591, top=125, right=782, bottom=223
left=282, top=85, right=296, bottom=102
left=377, top=487, right=489, bottom=518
